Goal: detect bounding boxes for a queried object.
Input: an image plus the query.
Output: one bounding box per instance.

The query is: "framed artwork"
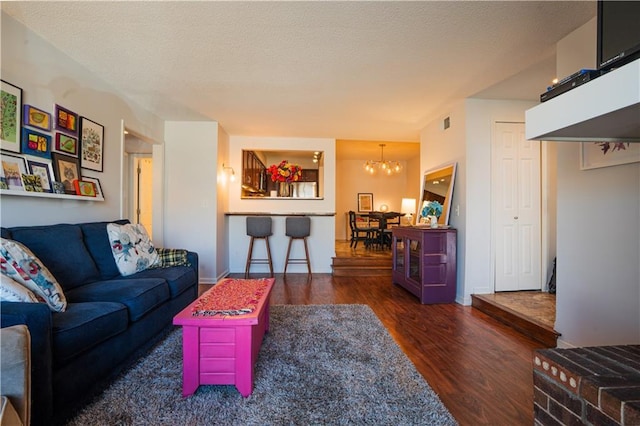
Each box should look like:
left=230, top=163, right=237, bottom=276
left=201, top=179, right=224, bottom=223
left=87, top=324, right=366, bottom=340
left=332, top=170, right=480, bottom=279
left=1, top=79, right=23, bottom=153
left=580, top=142, right=640, bottom=170
left=74, top=179, right=97, bottom=197
left=51, top=152, right=81, bottom=194
left=357, top=193, right=374, bottom=213
left=55, top=132, right=78, bottom=156
left=23, top=104, right=51, bottom=131
left=27, top=159, right=54, bottom=193
left=80, top=116, right=104, bottom=171
left=81, top=176, right=103, bottom=199
left=0, top=152, right=27, bottom=191
left=21, top=127, right=52, bottom=158
left=54, top=104, right=78, bottom=135
left=21, top=174, right=44, bottom=192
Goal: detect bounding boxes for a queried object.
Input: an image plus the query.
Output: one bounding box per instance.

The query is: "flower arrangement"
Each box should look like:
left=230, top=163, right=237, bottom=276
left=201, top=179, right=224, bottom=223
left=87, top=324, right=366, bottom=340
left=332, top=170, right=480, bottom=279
left=421, top=200, right=443, bottom=218
left=267, top=160, right=303, bottom=183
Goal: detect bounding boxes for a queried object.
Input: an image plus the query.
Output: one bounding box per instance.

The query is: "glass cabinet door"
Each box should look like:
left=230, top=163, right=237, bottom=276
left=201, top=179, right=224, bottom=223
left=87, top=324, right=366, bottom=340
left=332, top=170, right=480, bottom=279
left=408, top=237, right=422, bottom=283
left=392, top=236, right=404, bottom=272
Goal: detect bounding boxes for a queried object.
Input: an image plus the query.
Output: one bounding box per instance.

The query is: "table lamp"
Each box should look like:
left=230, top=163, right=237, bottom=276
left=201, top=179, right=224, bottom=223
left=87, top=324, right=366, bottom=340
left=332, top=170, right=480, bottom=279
left=401, top=198, right=417, bottom=225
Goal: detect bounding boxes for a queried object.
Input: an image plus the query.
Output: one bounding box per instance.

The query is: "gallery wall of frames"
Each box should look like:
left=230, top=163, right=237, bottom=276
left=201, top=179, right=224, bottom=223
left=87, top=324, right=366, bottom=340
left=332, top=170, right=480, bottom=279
left=0, top=79, right=104, bottom=200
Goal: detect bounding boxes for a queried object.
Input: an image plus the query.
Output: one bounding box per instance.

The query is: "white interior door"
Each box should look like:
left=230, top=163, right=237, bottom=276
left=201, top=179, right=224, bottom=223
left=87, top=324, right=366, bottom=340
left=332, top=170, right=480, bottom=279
left=493, top=122, right=542, bottom=291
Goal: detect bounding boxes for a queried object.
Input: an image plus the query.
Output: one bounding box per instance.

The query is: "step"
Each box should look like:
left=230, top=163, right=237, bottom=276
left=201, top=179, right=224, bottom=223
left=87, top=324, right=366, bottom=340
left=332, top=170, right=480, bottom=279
left=471, top=294, right=560, bottom=347
left=331, top=255, right=392, bottom=277
left=331, top=265, right=392, bottom=277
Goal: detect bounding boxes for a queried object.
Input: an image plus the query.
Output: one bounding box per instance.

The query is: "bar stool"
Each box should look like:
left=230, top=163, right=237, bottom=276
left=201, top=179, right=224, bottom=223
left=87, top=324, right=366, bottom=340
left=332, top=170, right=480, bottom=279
left=245, top=216, right=274, bottom=278
left=284, top=216, right=311, bottom=275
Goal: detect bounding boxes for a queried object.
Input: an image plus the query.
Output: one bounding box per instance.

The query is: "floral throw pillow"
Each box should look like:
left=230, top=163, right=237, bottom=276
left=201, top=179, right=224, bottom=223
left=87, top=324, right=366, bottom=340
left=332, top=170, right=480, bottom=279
left=0, top=238, right=67, bottom=312
left=0, top=273, right=41, bottom=303
left=107, top=223, right=159, bottom=276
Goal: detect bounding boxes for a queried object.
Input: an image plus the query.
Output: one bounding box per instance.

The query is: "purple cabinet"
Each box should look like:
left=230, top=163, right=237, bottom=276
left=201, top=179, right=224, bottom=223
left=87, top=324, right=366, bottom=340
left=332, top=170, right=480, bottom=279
left=391, top=226, right=457, bottom=304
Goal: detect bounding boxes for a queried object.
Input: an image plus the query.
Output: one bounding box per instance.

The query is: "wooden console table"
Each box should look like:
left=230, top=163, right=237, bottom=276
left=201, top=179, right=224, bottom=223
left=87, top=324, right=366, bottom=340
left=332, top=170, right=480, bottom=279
left=391, top=226, right=457, bottom=304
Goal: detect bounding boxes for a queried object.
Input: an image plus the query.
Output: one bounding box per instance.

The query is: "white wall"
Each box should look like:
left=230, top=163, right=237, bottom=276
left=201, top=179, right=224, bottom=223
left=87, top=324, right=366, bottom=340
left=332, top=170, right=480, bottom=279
left=0, top=13, right=164, bottom=227
left=226, top=136, right=336, bottom=274
left=164, top=122, right=219, bottom=284
left=553, top=17, right=640, bottom=347
left=420, top=103, right=467, bottom=303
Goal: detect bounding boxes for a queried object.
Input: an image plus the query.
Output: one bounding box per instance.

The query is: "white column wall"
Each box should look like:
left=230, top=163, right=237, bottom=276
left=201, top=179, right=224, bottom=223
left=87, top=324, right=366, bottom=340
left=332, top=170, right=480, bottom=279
left=164, top=121, right=219, bottom=284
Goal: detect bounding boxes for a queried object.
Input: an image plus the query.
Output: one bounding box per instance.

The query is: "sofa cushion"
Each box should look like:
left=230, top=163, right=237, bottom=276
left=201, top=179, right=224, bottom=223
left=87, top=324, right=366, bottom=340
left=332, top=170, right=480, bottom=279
left=106, top=223, right=159, bottom=276
left=0, top=238, right=67, bottom=312
left=51, top=302, right=128, bottom=366
left=0, top=274, right=40, bottom=303
left=65, top=278, right=169, bottom=322
left=129, top=265, right=196, bottom=298
left=8, top=224, right=99, bottom=290
left=80, top=220, right=129, bottom=280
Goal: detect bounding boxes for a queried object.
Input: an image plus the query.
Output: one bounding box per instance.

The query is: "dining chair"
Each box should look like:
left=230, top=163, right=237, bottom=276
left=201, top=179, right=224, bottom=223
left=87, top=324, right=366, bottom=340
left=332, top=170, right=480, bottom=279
left=348, top=211, right=375, bottom=248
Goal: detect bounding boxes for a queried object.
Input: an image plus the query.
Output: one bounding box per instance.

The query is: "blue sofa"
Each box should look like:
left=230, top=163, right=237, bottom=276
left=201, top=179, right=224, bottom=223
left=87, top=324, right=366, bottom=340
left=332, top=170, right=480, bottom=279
left=0, top=220, right=199, bottom=425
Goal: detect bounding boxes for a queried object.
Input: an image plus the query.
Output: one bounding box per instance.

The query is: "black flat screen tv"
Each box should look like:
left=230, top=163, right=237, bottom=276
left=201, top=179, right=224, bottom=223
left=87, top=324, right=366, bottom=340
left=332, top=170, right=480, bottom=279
left=597, top=0, right=640, bottom=72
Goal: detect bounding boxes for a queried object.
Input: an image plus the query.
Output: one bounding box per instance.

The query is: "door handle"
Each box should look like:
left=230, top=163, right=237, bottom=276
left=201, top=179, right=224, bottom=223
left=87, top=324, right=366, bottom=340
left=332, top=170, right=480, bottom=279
left=514, top=216, right=518, bottom=219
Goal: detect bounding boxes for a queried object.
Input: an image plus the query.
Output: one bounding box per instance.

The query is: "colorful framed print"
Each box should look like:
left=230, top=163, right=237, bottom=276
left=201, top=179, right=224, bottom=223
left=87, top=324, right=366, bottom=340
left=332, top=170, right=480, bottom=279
left=23, top=104, right=51, bottom=131
left=21, top=127, right=52, bottom=159
left=580, top=142, right=640, bottom=170
left=81, top=176, right=103, bottom=199
left=74, top=179, right=97, bottom=197
left=51, top=152, right=81, bottom=194
left=27, top=159, right=54, bottom=193
left=54, top=132, right=78, bottom=156
left=0, top=153, right=27, bottom=191
left=54, top=104, right=78, bottom=135
left=0, top=80, right=23, bottom=153
left=80, top=116, right=104, bottom=171
left=21, top=174, right=44, bottom=192
left=357, top=193, right=374, bottom=213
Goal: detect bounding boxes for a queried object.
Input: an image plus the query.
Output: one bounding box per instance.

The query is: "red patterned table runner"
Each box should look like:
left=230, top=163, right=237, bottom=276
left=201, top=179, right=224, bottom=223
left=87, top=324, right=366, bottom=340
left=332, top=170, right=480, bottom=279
left=191, top=278, right=271, bottom=316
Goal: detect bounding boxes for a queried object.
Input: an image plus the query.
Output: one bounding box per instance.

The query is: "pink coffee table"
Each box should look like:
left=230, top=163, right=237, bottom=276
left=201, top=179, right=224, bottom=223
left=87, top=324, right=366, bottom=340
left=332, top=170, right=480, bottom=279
left=173, top=277, right=275, bottom=397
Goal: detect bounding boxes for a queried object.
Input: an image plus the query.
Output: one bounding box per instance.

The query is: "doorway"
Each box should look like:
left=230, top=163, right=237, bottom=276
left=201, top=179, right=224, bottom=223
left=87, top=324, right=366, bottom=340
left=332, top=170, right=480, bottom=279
left=492, top=122, right=542, bottom=292
left=123, top=128, right=155, bottom=238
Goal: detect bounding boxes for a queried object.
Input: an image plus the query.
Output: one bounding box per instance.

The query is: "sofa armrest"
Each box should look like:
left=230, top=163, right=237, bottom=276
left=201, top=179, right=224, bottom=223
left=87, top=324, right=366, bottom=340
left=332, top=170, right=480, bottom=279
left=0, top=325, right=31, bottom=426
left=1, top=302, right=53, bottom=426
left=187, top=251, right=199, bottom=284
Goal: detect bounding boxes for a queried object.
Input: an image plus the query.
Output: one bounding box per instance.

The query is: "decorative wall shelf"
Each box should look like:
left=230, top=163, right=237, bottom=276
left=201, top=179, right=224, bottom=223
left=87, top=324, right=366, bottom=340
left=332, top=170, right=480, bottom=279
left=0, top=189, right=104, bottom=202
left=525, top=58, right=640, bottom=142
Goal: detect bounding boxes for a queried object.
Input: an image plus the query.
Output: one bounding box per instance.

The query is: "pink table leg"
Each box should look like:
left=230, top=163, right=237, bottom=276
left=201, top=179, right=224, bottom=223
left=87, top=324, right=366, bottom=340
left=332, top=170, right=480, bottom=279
left=181, top=326, right=200, bottom=397
left=234, top=325, right=254, bottom=397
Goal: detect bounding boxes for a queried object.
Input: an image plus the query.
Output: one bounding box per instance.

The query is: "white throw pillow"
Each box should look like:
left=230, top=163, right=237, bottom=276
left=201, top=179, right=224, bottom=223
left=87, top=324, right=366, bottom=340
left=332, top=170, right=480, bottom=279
left=0, top=238, right=67, bottom=312
left=107, top=223, right=159, bottom=276
left=0, top=274, right=41, bottom=303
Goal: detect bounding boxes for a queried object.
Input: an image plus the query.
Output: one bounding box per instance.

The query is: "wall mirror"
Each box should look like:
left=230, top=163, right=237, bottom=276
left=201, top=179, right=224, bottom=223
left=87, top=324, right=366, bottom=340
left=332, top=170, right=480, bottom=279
left=418, top=162, right=457, bottom=226
left=241, top=149, right=324, bottom=199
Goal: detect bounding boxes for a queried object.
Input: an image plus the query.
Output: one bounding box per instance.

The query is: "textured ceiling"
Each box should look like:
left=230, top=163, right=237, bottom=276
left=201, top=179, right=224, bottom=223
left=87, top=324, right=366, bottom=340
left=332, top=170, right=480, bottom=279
left=2, top=1, right=596, bottom=142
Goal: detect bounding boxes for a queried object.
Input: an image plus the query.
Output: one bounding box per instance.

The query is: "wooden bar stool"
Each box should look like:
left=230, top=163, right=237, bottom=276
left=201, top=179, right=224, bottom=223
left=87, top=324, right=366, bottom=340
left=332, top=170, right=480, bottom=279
left=245, top=216, right=274, bottom=278
left=284, top=216, right=311, bottom=275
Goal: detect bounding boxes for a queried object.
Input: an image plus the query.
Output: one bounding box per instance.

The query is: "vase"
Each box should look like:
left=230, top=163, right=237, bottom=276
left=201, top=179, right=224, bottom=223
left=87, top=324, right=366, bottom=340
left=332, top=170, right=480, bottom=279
left=277, top=182, right=292, bottom=197
left=429, top=215, right=438, bottom=228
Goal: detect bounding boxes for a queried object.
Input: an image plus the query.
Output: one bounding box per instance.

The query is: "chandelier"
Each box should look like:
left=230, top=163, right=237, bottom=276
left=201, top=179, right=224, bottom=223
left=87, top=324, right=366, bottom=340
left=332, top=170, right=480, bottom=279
left=363, top=144, right=402, bottom=175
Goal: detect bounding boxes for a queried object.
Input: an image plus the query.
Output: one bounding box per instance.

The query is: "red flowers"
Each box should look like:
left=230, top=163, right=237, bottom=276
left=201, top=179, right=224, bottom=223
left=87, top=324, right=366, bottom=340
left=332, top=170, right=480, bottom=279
left=267, top=160, right=303, bottom=183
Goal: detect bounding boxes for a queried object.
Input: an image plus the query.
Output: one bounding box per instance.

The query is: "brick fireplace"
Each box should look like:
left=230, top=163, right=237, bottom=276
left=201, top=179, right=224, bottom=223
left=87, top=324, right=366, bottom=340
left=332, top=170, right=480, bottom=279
left=533, top=345, right=640, bottom=425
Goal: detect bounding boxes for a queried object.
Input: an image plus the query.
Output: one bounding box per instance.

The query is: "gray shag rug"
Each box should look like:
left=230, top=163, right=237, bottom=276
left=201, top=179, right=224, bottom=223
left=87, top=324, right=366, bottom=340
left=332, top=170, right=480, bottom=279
left=66, top=304, right=457, bottom=425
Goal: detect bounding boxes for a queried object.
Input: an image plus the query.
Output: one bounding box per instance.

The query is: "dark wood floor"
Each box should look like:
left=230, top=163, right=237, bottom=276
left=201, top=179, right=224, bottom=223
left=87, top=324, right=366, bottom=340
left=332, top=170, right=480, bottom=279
left=205, top=272, right=545, bottom=425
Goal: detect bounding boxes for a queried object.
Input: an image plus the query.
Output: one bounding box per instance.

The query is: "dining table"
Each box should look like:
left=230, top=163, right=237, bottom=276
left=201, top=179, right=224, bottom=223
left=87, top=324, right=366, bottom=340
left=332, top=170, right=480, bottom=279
left=364, top=211, right=403, bottom=249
